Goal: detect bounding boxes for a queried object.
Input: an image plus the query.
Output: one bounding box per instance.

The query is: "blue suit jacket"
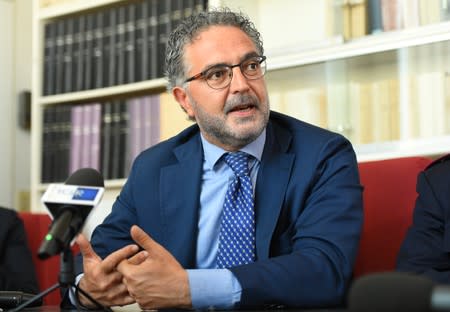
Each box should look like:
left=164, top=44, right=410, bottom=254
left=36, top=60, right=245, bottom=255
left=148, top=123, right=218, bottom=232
left=397, top=155, right=450, bottom=283
left=79, top=111, right=363, bottom=308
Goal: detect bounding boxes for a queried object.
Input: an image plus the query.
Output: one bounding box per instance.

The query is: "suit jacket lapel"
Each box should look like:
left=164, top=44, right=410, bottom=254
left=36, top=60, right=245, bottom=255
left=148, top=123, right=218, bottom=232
left=255, top=120, right=295, bottom=259
left=160, top=133, right=203, bottom=267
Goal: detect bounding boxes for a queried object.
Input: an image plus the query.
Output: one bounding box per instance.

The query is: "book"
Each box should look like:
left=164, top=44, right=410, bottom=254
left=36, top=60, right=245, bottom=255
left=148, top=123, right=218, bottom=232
left=349, top=81, right=373, bottom=144
left=83, top=13, right=94, bottom=90
left=92, top=11, right=104, bottom=89
left=109, top=100, right=122, bottom=179
left=69, top=105, right=83, bottom=174
left=90, top=103, right=102, bottom=171
left=150, top=95, right=161, bottom=146
left=326, top=82, right=352, bottom=138
left=125, top=3, right=136, bottom=84
left=147, top=0, right=159, bottom=80
left=367, top=0, right=383, bottom=34
left=100, top=101, right=113, bottom=179
left=58, top=105, right=72, bottom=181
left=135, top=0, right=148, bottom=82
left=73, top=15, right=85, bottom=92
left=349, top=0, right=368, bottom=39
left=126, top=97, right=142, bottom=174
left=80, top=104, right=93, bottom=168
left=115, top=100, right=130, bottom=179
left=115, top=5, right=126, bottom=85
left=63, top=17, right=74, bottom=93
left=157, top=0, right=171, bottom=78
left=159, top=92, right=193, bottom=140
left=104, top=7, right=117, bottom=87
left=402, top=0, right=420, bottom=29
left=54, top=19, right=65, bottom=94
left=283, top=87, right=327, bottom=128
left=41, top=107, right=54, bottom=182
left=380, top=0, right=402, bottom=31
left=43, top=22, right=56, bottom=95
left=419, top=0, right=441, bottom=26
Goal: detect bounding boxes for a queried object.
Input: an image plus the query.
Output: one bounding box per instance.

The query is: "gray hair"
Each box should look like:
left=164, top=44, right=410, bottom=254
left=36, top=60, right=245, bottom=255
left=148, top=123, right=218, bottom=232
left=165, top=8, right=264, bottom=91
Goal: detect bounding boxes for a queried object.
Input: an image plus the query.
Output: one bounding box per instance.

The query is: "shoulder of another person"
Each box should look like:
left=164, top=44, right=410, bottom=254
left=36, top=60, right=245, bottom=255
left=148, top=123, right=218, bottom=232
left=425, top=153, right=450, bottom=171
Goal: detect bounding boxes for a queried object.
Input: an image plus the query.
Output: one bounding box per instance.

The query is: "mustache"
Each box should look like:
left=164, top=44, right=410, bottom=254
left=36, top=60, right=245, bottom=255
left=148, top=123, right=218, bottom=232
left=224, top=94, right=259, bottom=113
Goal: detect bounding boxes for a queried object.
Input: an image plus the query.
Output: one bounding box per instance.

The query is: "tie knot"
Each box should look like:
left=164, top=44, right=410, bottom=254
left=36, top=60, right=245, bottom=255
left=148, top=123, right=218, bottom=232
left=224, top=152, right=250, bottom=177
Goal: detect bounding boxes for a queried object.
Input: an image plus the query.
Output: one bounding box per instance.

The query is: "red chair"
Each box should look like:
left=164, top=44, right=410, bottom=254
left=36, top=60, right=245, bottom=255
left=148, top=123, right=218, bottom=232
left=19, top=212, right=61, bottom=305
left=353, top=156, right=432, bottom=278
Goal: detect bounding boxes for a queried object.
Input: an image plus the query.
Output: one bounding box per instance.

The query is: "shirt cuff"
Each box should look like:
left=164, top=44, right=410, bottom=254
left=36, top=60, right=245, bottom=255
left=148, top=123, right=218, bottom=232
left=68, top=273, right=84, bottom=306
left=187, top=269, right=242, bottom=310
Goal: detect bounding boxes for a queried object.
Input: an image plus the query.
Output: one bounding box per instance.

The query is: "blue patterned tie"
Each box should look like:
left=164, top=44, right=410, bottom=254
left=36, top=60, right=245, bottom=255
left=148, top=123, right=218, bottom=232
left=217, top=152, right=256, bottom=268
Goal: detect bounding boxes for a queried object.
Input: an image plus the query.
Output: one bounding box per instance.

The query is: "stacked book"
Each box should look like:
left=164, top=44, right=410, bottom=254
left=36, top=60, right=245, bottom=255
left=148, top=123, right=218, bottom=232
left=41, top=94, right=161, bottom=183
left=42, top=0, right=207, bottom=95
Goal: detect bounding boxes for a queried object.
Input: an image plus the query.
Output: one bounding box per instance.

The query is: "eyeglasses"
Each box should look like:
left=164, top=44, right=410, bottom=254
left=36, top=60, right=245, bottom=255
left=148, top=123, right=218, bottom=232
left=184, top=55, right=267, bottom=90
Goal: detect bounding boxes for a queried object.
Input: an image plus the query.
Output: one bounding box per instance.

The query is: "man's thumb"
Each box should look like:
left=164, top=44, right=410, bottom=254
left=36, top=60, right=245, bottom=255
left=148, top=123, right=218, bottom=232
left=76, top=233, right=100, bottom=261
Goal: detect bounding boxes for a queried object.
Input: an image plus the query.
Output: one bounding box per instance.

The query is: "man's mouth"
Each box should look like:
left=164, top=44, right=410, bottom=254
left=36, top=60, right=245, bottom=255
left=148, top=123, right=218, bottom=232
left=229, top=104, right=255, bottom=113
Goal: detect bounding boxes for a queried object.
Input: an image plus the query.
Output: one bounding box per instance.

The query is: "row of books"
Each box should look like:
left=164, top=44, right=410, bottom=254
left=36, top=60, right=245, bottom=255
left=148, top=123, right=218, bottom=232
left=269, top=71, right=450, bottom=145
left=41, top=94, right=161, bottom=183
left=335, top=0, right=450, bottom=41
left=42, top=0, right=207, bottom=95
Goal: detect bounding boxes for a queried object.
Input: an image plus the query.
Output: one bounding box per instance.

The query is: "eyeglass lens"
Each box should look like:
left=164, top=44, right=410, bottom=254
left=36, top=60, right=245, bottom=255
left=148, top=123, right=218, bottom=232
left=205, top=57, right=266, bottom=89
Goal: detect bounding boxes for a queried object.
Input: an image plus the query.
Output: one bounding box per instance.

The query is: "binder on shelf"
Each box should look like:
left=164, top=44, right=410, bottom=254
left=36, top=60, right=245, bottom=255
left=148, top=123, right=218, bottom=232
left=157, top=0, right=171, bottom=78
left=147, top=0, right=159, bottom=80
left=135, top=0, right=149, bottom=82
left=115, top=5, right=126, bottom=86
left=367, top=0, right=383, bottom=34
left=70, top=105, right=83, bottom=175
left=43, top=22, right=56, bottom=96
left=118, top=100, right=130, bottom=178
left=54, top=19, right=65, bottom=94
left=126, top=97, right=142, bottom=174
left=83, top=13, right=94, bottom=90
left=73, top=15, right=85, bottom=92
left=125, top=3, right=136, bottom=84
left=104, top=7, right=117, bottom=88
left=63, top=17, right=74, bottom=93
left=92, top=11, right=105, bottom=89
left=109, top=100, right=123, bottom=179
left=90, top=103, right=102, bottom=171
left=101, top=101, right=113, bottom=180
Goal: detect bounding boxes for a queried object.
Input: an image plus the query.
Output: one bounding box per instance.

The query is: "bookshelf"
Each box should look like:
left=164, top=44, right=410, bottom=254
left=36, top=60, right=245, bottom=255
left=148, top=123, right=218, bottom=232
left=31, top=0, right=450, bottom=214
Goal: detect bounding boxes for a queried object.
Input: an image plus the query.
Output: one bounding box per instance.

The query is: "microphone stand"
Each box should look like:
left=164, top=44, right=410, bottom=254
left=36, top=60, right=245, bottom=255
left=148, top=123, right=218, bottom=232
left=9, top=248, right=112, bottom=312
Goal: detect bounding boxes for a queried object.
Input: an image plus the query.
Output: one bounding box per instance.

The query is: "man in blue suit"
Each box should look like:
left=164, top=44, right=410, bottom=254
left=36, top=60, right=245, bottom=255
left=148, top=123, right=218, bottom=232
left=74, top=9, right=363, bottom=310
left=397, top=154, right=450, bottom=282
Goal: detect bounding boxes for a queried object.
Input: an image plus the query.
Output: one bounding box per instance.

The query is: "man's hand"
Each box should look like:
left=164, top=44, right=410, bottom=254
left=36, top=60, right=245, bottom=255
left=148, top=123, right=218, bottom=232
left=117, top=225, right=192, bottom=310
left=76, top=234, right=139, bottom=308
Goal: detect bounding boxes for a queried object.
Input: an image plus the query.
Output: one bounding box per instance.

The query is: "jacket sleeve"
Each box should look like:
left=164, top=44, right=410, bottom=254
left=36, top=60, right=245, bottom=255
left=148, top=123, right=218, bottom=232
left=231, top=136, right=363, bottom=308
left=0, top=211, right=40, bottom=294
left=397, top=166, right=450, bottom=283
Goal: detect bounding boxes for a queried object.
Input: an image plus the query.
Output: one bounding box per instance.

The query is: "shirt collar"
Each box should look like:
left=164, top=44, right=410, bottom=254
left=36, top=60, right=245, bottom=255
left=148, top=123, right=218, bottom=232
left=201, top=128, right=266, bottom=170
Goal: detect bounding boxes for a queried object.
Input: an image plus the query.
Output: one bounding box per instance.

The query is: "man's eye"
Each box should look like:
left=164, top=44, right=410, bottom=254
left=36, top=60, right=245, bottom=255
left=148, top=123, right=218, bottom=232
left=206, top=68, right=228, bottom=81
left=244, top=61, right=259, bottom=72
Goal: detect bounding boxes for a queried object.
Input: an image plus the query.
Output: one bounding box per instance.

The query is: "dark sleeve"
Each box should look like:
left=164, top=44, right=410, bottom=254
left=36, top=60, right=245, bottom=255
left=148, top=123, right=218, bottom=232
left=396, top=165, right=450, bottom=283
left=0, top=210, right=40, bottom=294
left=231, top=136, right=363, bottom=308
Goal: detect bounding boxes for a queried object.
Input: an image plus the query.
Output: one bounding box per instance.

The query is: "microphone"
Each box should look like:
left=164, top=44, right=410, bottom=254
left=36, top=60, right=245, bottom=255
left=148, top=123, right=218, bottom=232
left=38, top=168, right=104, bottom=259
left=347, top=271, right=450, bottom=312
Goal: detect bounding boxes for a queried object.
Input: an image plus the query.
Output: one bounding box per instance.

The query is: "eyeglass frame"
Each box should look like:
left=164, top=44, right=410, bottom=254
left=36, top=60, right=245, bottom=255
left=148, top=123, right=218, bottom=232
left=183, top=55, right=267, bottom=90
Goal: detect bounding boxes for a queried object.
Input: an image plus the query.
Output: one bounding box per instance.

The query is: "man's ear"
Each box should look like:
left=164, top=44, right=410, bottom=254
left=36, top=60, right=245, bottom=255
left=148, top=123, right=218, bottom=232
left=173, top=86, right=195, bottom=118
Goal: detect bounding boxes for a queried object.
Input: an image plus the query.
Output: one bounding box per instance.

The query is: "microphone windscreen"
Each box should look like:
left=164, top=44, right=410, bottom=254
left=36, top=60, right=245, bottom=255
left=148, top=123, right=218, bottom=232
left=65, top=168, right=104, bottom=187
left=348, top=272, right=434, bottom=312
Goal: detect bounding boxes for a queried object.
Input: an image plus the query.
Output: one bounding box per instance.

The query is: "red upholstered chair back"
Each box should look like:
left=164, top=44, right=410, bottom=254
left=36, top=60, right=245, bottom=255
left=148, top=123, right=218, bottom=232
left=19, top=212, right=61, bottom=305
left=353, top=156, right=432, bottom=278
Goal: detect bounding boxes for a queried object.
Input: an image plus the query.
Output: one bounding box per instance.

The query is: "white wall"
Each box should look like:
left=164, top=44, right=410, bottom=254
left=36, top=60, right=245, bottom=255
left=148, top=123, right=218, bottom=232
left=0, top=0, right=32, bottom=210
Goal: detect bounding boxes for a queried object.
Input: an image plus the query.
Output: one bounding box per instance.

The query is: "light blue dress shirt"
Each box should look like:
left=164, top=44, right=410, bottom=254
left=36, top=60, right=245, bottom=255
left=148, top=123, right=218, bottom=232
left=188, top=130, right=265, bottom=309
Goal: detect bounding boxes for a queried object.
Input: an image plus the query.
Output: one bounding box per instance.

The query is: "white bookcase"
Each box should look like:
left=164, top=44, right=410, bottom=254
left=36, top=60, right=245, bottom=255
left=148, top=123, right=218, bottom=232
left=31, top=0, right=450, bottom=221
